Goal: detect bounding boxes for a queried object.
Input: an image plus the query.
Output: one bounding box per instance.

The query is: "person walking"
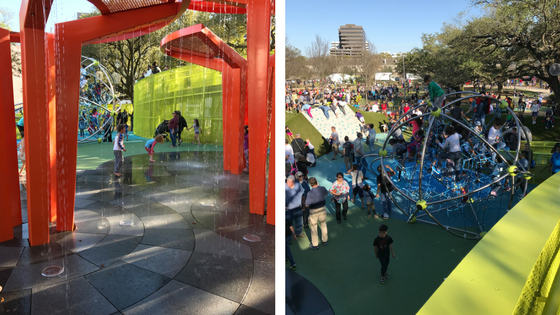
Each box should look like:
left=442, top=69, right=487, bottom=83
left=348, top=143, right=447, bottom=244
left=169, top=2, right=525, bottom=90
left=354, top=133, right=368, bottom=179
left=329, top=172, right=350, bottom=223
left=168, top=111, right=179, bottom=147
left=305, top=177, right=329, bottom=249
left=285, top=175, right=305, bottom=237
left=113, top=124, right=127, bottom=177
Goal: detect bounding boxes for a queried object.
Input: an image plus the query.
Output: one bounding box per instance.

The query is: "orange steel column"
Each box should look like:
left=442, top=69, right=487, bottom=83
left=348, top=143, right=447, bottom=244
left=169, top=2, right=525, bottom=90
left=229, top=67, right=244, bottom=174
left=54, top=3, right=188, bottom=232
left=266, top=55, right=275, bottom=225
left=246, top=0, right=271, bottom=215
left=20, top=2, right=51, bottom=245
left=222, top=65, right=231, bottom=171
left=54, top=31, right=81, bottom=232
left=47, top=32, right=57, bottom=223
left=0, top=27, right=21, bottom=242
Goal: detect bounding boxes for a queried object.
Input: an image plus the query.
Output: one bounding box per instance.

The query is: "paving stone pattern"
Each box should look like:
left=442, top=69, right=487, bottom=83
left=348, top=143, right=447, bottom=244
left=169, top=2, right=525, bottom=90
left=0, top=151, right=274, bottom=315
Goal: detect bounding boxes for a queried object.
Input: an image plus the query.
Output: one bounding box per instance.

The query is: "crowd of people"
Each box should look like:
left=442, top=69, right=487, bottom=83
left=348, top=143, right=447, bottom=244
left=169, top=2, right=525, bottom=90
left=285, top=75, right=560, bottom=283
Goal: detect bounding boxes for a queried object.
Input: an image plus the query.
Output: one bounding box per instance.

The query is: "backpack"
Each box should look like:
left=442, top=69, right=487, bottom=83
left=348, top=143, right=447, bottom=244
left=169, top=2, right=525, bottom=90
left=289, top=163, right=298, bottom=176
left=178, top=115, right=188, bottom=130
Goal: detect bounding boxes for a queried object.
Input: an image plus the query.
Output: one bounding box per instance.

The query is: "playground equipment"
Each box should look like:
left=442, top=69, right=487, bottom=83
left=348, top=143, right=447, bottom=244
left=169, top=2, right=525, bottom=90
left=0, top=0, right=275, bottom=246
left=78, top=56, right=121, bottom=143
left=369, top=92, right=533, bottom=239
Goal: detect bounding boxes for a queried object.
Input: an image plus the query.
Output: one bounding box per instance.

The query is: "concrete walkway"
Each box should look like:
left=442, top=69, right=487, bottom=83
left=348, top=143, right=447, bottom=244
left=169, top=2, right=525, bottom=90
left=1, top=149, right=274, bottom=315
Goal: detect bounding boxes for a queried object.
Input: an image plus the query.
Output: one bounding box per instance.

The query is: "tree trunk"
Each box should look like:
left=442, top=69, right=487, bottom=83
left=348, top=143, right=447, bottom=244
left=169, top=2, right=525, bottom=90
left=497, top=82, right=503, bottom=94
left=549, top=76, right=560, bottom=116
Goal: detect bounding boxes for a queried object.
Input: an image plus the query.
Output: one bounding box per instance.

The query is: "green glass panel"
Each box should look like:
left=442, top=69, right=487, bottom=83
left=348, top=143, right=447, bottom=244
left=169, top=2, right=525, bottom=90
left=134, top=64, right=223, bottom=143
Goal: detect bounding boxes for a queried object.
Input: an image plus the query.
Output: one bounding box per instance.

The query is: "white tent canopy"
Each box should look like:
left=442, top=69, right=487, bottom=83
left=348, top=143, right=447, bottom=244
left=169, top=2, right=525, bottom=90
left=328, top=73, right=355, bottom=84
left=375, top=72, right=393, bottom=81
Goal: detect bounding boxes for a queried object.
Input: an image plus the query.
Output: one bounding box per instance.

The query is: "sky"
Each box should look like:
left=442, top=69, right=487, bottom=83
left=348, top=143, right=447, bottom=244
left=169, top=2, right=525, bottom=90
left=2, top=0, right=96, bottom=33
left=286, top=0, right=482, bottom=56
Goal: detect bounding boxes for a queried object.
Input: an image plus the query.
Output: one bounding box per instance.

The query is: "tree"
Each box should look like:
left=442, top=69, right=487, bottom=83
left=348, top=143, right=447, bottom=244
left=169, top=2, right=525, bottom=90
left=0, top=7, right=12, bottom=30
left=285, top=37, right=306, bottom=80
left=397, top=20, right=480, bottom=92
left=357, top=39, right=380, bottom=88
left=466, top=0, right=560, bottom=109
left=306, top=35, right=335, bottom=86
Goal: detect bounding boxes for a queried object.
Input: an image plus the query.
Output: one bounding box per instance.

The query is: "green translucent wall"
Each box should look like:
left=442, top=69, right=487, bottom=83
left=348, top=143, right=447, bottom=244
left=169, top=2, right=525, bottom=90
left=133, top=64, right=223, bottom=143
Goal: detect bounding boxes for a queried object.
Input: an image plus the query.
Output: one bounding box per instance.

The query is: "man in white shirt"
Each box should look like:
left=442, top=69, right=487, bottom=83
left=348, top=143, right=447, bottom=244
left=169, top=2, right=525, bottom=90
left=487, top=119, right=504, bottom=162
left=285, top=139, right=295, bottom=176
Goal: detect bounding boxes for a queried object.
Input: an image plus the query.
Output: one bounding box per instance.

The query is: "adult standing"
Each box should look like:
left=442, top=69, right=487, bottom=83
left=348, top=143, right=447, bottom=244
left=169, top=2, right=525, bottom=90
left=376, top=165, right=396, bottom=219
left=329, top=172, right=350, bottom=223
left=296, top=172, right=311, bottom=229
left=366, top=124, right=377, bottom=152
left=305, top=177, right=329, bottom=249
left=342, top=136, right=354, bottom=171
left=354, top=133, right=368, bottom=180
left=329, top=126, right=340, bottom=160
left=168, top=111, right=179, bottom=147
left=176, top=111, right=188, bottom=145
left=291, top=133, right=306, bottom=160
left=285, top=175, right=305, bottom=237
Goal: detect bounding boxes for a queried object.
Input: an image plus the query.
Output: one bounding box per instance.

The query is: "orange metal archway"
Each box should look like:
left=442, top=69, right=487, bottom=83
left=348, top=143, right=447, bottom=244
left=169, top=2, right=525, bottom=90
left=160, top=24, right=247, bottom=175
left=0, top=0, right=274, bottom=246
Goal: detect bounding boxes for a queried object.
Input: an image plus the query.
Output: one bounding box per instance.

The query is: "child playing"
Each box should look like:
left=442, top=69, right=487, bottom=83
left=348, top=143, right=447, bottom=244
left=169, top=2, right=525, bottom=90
left=407, top=130, right=425, bottom=159
left=488, top=118, right=504, bottom=162
left=364, top=184, right=377, bottom=218
left=88, top=120, right=96, bottom=136
left=79, top=117, right=86, bottom=138
left=545, top=105, right=555, bottom=129
left=188, top=119, right=201, bottom=145
left=373, top=224, right=396, bottom=284
left=424, top=75, right=445, bottom=108
left=145, top=135, right=164, bottom=162
left=356, top=111, right=365, bottom=123
left=285, top=126, right=294, bottom=142
left=17, top=135, right=26, bottom=175
left=113, top=124, right=127, bottom=177
left=347, top=164, right=365, bottom=209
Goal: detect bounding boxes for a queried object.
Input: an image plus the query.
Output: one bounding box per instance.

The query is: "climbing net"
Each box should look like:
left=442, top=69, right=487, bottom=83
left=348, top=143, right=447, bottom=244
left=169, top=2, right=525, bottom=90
left=369, top=91, right=533, bottom=239
left=78, top=56, right=121, bottom=143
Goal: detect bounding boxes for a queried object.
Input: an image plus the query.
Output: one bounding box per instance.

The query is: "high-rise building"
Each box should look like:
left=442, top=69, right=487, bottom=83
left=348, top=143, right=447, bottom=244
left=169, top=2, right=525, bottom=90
left=330, top=24, right=369, bottom=57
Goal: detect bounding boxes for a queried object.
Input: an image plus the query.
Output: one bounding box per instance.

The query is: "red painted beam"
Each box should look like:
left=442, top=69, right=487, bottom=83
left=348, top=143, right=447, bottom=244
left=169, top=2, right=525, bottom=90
left=0, top=27, right=22, bottom=242
left=47, top=33, right=57, bottom=223
left=189, top=1, right=246, bottom=14
left=10, top=32, right=20, bottom=43
left=20, top=0, right=52, bottom=245
left=266, top=54, right=274, bottom=225
left=246, top=0, right=271, bottom=216
left=83, top=2, right=188, bottom=45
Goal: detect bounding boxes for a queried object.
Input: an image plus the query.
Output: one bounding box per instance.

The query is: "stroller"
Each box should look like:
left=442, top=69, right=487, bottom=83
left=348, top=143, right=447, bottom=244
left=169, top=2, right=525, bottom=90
left=154, top=120, right=169, bottom=140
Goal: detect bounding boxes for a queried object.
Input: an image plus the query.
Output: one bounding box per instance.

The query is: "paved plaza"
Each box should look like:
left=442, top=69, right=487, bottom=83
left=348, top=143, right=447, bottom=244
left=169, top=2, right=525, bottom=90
left=0, top=149, right=274, bottom=315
